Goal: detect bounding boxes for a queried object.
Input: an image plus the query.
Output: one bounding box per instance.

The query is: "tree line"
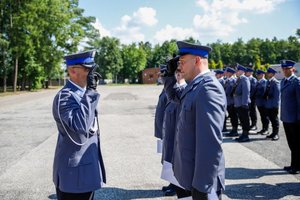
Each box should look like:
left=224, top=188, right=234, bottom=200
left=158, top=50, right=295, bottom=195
left=1, top=0, right=300, bottom=92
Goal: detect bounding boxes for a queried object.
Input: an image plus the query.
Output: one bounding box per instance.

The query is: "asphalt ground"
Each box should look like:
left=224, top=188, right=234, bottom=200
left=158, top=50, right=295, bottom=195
left=0, top=85, right=299, bottom=200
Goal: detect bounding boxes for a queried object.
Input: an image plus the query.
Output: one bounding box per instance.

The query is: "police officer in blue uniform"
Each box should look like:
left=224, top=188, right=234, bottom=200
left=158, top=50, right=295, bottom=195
left=154, top=64, right=169, bottom=191
left=161, top=70, right=190, bottom=198
left=280, top=60, right=300, bottom=174
left=233, top=64, right=251, bottom=142
left=215, top=69, right=225, bottom=87
left=224, top=67, right=239, bottom=137
left=264, top=67, right=280, bottom=141
left=52, top=50, right=106, bottom=200
left=255, top=69, right=269, bottom=135
left=162, top=41, right=226, bottom=200
left=245, top=67, right=258, bottom=131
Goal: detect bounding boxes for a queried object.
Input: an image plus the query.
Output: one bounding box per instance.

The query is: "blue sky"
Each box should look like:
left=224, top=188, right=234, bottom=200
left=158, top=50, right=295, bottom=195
left=78, top=0, right=300, bottom=45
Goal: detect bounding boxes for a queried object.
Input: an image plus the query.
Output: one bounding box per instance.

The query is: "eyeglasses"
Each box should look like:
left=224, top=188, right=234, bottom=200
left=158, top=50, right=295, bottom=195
left=177, top=58, right=196, bottom=66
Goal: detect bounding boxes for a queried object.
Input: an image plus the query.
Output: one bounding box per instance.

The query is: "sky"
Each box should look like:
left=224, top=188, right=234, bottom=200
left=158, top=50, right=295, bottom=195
left=78, top=0, right=300, bottom=45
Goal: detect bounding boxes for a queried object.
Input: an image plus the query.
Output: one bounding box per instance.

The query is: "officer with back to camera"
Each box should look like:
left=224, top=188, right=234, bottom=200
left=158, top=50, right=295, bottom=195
left=255, top=69, right=270, bottom=135
left=233, top=64, right=251, bottom=142
left=162, top=41, right=226, bottom=200
left=264, top=67, right=280, bottom=141
left=280, top=60, right=300, bottom=174
left=52, top=50, right=106, bottom=200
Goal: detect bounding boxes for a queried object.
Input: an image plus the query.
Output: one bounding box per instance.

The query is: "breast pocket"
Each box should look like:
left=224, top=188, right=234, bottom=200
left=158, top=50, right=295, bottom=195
left=182, top=102, right=193, bottom=122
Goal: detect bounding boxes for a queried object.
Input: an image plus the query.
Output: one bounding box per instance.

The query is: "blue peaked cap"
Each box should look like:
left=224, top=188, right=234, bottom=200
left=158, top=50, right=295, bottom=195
left=280, top=59, right=296, bottom=68
left=246, top=67, right=254, bottom=72
left=225, top=67, right=236, bottom=73
left=177, top=41, right=212, bottom=58
left=237, top=64, right=246, bottom=71
left=267, top=67, right=277, bottom=74
left=214, top=69, right=224, bottom=75
left=64, top=50, right=96, bottom=68
left=256, top=69, right=266, bottom=75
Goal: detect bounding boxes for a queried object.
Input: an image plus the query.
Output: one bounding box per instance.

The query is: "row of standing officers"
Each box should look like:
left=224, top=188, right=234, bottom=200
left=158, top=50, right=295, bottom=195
left=154, top=41, right=300, bottom=200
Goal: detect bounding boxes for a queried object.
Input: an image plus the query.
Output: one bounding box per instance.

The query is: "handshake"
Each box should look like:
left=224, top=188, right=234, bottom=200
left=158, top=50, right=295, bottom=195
left=87, top=64, right=102, bottom=90
left=161, top=55, right=180, bottom=77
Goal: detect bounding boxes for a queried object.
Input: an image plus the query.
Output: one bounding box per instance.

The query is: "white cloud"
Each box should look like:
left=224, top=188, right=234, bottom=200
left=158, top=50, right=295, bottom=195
left=154, top=25, right=199, bottom=44
left=194, top=0, right=286, bottom=37
left=112, top=7, right=158, bottom=44
left=92, top=18, right=111, bottom=37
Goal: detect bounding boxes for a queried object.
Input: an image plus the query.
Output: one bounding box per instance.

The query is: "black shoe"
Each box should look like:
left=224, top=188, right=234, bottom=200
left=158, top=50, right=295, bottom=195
left=164, top=188, right=176, bottom=196
left=250, top=125, right=257, bottom=130
left=235, top=134, right=250, bottom=142
left=266, top=134, right=274, bottom=139
left=283, top=166, right=292, bottom=171
left=162, top=184, right=172, bottom=192
left=224, top=131, right=239, bottom=137
left=259, top=130, right=269, bottom=135
left=288, top=168, right=300, bottom=174
left=271, top=135, right=279, bottom=141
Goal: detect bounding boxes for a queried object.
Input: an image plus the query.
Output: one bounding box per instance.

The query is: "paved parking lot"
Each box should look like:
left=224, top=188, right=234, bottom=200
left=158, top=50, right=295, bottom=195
left=0, top=85, right=299, bottom=199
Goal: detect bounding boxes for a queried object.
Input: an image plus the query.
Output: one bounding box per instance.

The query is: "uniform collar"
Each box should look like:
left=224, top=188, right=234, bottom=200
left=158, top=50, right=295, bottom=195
left=68, top=79, right=86, bottom=98
left=284, top=73, right=295, bottom=81
left=192, top=69, right=210, bottom=81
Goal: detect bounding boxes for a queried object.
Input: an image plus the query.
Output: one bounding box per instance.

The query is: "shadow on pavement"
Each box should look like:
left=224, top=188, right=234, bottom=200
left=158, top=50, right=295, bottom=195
left=226, top=167, right=288, bottom=180
left=48, top=187, right=165, bottom=200
left=224, top=182, right=300, bottom=199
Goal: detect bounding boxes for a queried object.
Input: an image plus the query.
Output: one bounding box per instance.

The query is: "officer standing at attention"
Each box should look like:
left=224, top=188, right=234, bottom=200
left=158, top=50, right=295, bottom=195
left=154, top=64, right=169, bottom=191
left=52, top=50, right=106, bottom=200
left=245, top=67, right=258, bottom=131
left=255, top=69, right=270, bottom=135
left=215, top=69, right=225, bottom=87
left=264, top=67, right=280, bottom=141
left=280, top=60, right=300, bottom=174
left=224, top=67, right=239, bottom=137
left=233, top=64, right=251, bottom=142
left=163, top=41, right=226, bottom=200
left=161, top=70, right=190, bottom=198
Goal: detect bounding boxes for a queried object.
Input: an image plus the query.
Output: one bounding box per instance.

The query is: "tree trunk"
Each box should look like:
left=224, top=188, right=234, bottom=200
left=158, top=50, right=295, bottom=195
left=13, top=56, right=18, bottom=92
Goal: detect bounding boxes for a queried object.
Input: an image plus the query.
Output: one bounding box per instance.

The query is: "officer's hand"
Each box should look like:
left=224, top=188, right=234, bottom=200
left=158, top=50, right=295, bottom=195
left=166, top=56, right=179, bottom=77
left=87, top=68, right=101, bottom=90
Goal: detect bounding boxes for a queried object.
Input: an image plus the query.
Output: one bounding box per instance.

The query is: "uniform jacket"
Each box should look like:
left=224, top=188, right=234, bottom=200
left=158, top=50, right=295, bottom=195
left=264, top=77, right=280, bottom=109
left=162, top=83, right=186, bottom=163
left=154, top=90, right=168, bottom=139
left=233, top=75, right=251, bottom=107
left=218, top=77, right=226, bottom=87
left=52, top=80, right=106, bottom=193
left=163, top=72, right=226, bottom=193
left=280, top=75, right=300, bottom=123
left=255, top=78, right=267, bottom=107
left=225, top=77, right=236, bottom=106
left=248, top=76, right=257, bottom=99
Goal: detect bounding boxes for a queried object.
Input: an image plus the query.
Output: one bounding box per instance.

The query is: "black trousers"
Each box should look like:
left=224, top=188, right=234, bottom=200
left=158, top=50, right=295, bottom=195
left=249, top=98, right=257, bottom=126
left=191, top=188, right=222, bottom=200
left=236, top=106, right=250, bottom=133
left=265, top=108, right=279, bottom=135
left=56, top=188, right=94, bottom=200
left=227, top=105, right=238, bottom=130
left=257, top=106, right=269, bottom=130
left=283, top=122, right=300, bottom=169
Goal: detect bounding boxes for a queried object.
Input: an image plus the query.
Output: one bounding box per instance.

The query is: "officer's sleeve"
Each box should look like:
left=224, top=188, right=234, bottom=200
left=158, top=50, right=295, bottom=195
left=57, top=89, right=100, bottom=135
left=274, top=81, right=280, bottom=108
left=162, top=76, right=180, bottom=103
left=192, top=80, right=225, bottom=193
left=242, top=78, right=250, bottom=106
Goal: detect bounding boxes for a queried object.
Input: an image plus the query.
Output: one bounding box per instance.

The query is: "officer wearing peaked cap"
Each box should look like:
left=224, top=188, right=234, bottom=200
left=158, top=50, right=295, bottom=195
left=245, top=67, right=258, bottom=131
left=224, top=67, right=239, bottom=137
left=264, top=67, right=280, bottom=141
left=255, top=69, right=270, bottom=135
left=215, top=69, right=226, bottom=87
left=162, top=40, right=226, bottom=200
left=52, top=50, right=105, bottom=200
left=233, top=64, right=251, bottom=142
left=280, top=60, right=300, bottom=174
